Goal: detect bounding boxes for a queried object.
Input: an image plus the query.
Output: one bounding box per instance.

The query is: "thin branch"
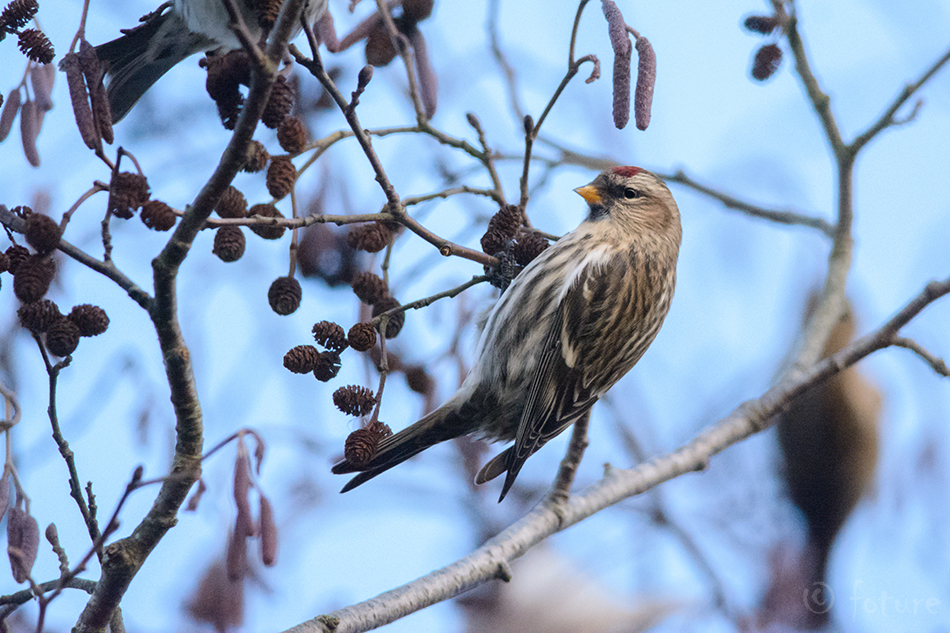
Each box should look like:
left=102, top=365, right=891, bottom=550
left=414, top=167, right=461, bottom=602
left=466, top=113, right=506, bottom=204
left=49, top=468, right=146, bottom=607
left=545, top=409, right=591, bottom=509
left=280, top=277, right=949, bottom=633
left=0, top=205, right=153, bottom=310
left=0, top=578, right=97, bottom=618
left=851, top=45, right=950, bottom=155
left=891, top=336, right=950, bottom=377
left=43, top=350, right=102, bottom=549
left=292, top=39, right=497, bottom=267
left=661, top=170, right=835, bottom=237
left=770, top=2, right=844, bottom=157
left=371, top=275, right=489, bottom=326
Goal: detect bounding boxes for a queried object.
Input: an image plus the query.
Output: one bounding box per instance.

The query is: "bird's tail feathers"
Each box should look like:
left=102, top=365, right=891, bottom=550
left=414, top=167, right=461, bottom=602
left=93, top=9, right=212, bottom=122
left=474, top=447, right=524, bottom=503
left=332, top=406, right=469, bottom=492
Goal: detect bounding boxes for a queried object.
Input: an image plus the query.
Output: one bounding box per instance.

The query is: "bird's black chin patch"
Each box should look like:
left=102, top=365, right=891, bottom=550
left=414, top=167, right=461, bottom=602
left=587, top=204, right=609, bottom=221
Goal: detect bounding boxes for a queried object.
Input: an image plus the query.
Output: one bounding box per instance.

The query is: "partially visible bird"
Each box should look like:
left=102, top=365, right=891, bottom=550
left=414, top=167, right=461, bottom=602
left=333, top=167, right=683, bottom=501
left=92, top=0, right=328, bottom=122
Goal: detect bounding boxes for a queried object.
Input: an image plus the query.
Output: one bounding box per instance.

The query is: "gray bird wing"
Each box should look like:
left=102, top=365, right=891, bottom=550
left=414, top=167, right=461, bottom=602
left=498, top=255, right=628, bottom=500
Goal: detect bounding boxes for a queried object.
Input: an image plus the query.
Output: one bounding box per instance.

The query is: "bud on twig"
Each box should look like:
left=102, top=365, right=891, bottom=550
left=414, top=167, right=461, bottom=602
left=752, top=43, right=783, bottom=81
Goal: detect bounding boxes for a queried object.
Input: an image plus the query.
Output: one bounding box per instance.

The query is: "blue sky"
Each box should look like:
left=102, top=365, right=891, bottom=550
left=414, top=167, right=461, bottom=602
left=1, top=0, right=949, bottom=631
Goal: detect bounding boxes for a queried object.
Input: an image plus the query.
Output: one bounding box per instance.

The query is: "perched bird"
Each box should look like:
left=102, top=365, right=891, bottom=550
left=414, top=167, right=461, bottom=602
left=333, top=167, right=683, bottom=501
left=92, top=0, right=328, bottom=122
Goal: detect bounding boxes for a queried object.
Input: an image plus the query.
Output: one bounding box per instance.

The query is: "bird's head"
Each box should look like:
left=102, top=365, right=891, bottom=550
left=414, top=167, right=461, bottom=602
left=574, top=166, right=681, bottom=241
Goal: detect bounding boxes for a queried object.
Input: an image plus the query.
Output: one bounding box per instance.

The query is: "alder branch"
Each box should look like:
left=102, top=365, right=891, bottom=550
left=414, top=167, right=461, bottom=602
left=0, top=205, right=152, bottom=310
left=370, top=275, right=489, bottom=326
left=851, top=45, right=950, bottom=155
left=282, top=276, right=949, bottom=633
left=661, top=170, right=835, bottom=237
left=0, top=578, right=97, bottom=619
left=72, top=2, right=312, bottom=631
left=891, top=336, right=950, bottom=377
left=40, top=345, right=102, bottom=549
left=292, top=35, right=497, bottom=267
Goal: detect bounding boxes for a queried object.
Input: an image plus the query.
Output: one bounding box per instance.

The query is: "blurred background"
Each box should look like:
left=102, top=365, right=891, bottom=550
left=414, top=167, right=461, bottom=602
left=1, top=0, right=949, bottom=631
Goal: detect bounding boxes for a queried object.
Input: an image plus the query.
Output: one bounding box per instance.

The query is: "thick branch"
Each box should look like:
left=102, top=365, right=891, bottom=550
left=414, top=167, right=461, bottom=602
left=72, top=2, right=311, bottom=631
left=283, top=278, right=949, bottom=632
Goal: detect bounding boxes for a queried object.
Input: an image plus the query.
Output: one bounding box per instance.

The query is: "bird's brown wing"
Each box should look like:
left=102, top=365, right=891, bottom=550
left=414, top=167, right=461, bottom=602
left=495, top=255, right=627, bottom=501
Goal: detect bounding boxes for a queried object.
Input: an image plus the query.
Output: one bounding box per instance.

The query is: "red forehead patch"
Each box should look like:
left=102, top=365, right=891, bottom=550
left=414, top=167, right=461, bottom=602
left=611, top=166, right=642, bottom=177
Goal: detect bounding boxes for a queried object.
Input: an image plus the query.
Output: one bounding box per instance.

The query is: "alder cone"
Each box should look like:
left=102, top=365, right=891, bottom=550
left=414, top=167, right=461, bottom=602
left=248, top=204, right=285, bottom=240
left=347, top=322, right=376, bottom=352
left=267, top=276, right=301, bottom=315
left=13, top=255, right=54, bottom=303
left=283, top=345, right=319, bottom=374
left=24, top=212, right=61, bottom=254
left=266, top=156, right=296, bottom=200
left=343, top=428, right=379, bottom=468
left=46, top=317, right=81, bottom=357
left=213, top=226, right=246, bottom=262
left=68, top=304, right=109, bottom=336
left=18, top=299, right=61, bottom=332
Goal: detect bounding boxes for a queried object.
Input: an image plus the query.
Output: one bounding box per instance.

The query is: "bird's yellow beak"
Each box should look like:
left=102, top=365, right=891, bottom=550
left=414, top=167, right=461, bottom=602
left=573, top=184, right=602, bottom=205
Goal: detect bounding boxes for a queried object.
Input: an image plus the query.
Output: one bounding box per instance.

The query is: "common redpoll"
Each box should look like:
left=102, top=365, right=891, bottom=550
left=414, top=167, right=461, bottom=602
left=93, top=0, right=329, bottom=122
left=333, top=167, right=682, bottom=501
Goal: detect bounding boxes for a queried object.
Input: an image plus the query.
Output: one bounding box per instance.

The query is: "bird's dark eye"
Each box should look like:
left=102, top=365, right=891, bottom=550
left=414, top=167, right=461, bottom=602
left=623, top=187, right=640, bottom=199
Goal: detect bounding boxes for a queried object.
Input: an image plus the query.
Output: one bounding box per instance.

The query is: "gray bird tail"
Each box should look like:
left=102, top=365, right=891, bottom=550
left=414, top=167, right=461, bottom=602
left=474, top=447, right=521, bottom=503
left=94, top=8, right=213, bottom=122
left=332, top=406, right=471, bottom=493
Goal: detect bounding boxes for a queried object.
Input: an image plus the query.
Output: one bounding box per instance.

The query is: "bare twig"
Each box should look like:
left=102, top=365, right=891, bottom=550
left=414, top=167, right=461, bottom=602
left=42, top=348, right=102, bottom=550
left=545, top=409, right=591, bottom=510
left=371, top=275, right=489, bottom=326
left=292, top=36, right=497, bottom=267
left=851, top=46, right=950, bottom=155
left=891, top=336, right=950, bottom=377
left=661, top=170, right=835, bottom=237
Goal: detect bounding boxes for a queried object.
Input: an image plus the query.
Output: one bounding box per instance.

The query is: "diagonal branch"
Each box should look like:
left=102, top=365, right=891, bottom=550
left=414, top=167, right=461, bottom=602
left=72, top=2, right=312, bottom=631
left=851, top=45, right=950, bottom=155
left=661, top=170, right=835, bottom=237
left=281, top=277, right=950, bottom=633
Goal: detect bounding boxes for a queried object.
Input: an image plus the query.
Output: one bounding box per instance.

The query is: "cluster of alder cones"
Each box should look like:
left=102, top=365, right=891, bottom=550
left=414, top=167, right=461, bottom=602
left=4, top=208, right=109, bottom=358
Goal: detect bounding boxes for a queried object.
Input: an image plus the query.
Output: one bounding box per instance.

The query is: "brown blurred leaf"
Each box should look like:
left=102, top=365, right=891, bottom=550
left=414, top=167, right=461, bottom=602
left=258, top=495, right=277, bottom=567
left=30, top=63, right=55, bottom=113
left=0, top=87, right=21, bottom=141
left=7, top=504, right=39, bottom=582
left=19, top=98, right=40, bottom=166
left=62, top=52, right=100, bottom=150
left=0, top=470, right=10, bottom=524
left=187, top=560, right=244, bottom=632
